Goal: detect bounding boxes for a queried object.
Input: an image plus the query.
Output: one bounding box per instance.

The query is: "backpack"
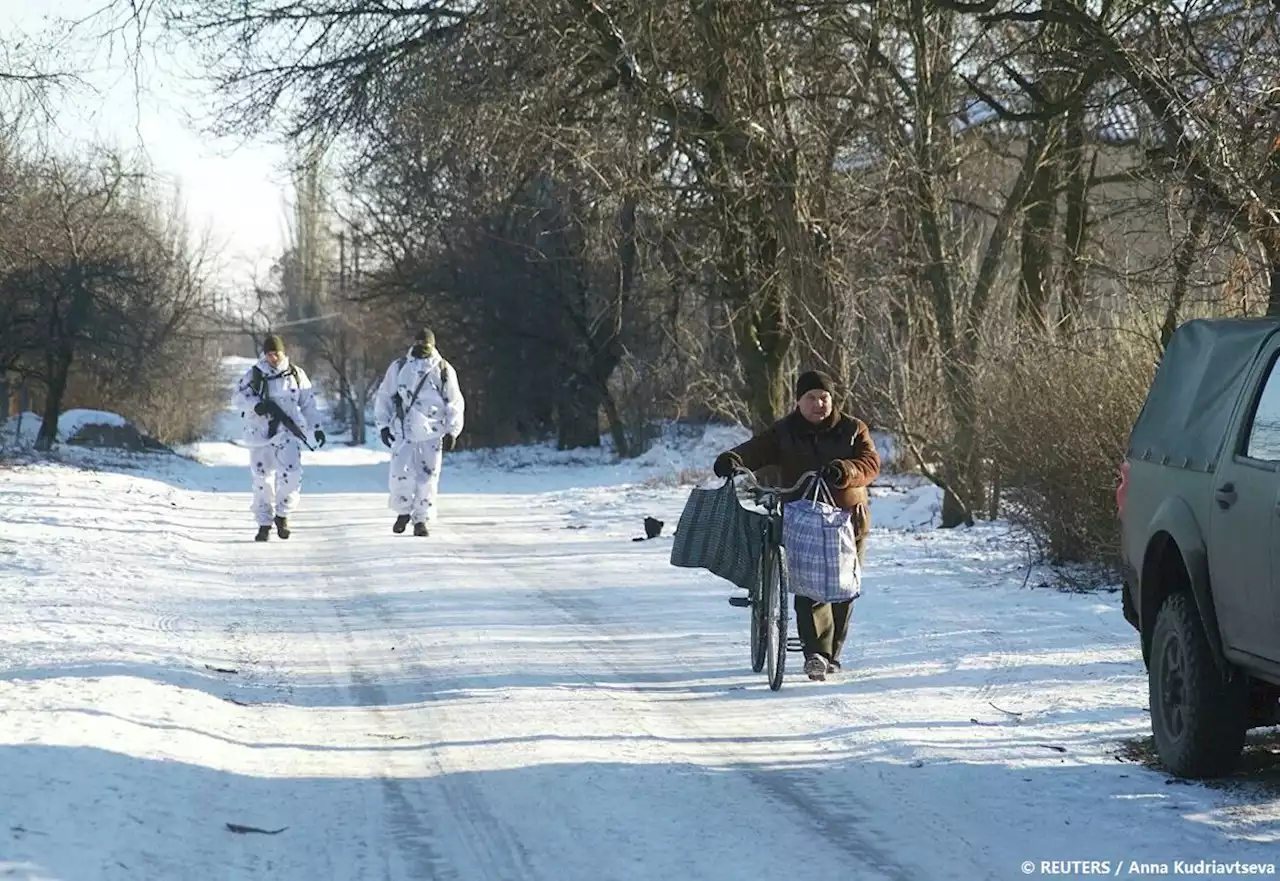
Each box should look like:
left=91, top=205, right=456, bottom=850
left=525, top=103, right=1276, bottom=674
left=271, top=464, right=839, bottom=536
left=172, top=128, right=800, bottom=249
left=393, top=356, right=453, bottom=405
left=249, top=364, right=302, bottom=441
left=250, top=364, right=299, bottom=401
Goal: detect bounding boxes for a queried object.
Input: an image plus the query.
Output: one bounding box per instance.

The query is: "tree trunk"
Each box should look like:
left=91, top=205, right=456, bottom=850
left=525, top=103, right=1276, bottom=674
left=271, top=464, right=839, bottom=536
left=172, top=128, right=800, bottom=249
left=730, top=294, right=790, bottom=431
left=585, top=336, right=627, bottom=457
left=1018, top=126, right=1057, bottom=332
left=940, top=131, right=1043, bottom=526
left=556, top=370, right=602, bottom=450
left=1060, top=109, right=1093, bottom=328
left=939, top=356, right=981, bottom=528
left=600, top=192, right=639, bottom=460
left=36, top=348, right=73, bottom=451
left=352, top=356, right=369, bottom=446
left=988, top=464, right=1002, bottom=520
left=1160, top=197, right=1210, bottom=350
left=721, top=195, right=792, bottom=430
left=1268, top=244, right=1280, bottom=318
left=941, top=484, right=974, bottom=528
left=601, top=387, right=633, bottom=459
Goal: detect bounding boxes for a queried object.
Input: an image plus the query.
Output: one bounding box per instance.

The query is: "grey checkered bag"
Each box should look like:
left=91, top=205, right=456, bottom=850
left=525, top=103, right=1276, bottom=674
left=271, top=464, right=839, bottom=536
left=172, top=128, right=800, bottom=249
left=669, top=479, right=767, bottom=592
left=782, top=478, right=862, bottom=602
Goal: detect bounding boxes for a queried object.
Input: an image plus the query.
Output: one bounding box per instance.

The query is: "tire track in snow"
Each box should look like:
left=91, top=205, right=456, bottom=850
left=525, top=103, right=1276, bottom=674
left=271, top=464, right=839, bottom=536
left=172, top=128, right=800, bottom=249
left=252, top=492, right=992, bottom=880
left=453, top=507, right=1026, bottom=881
left=157, top=490, right=429, bottom=881
left=316, top=513, right=907, bottom=881
left=538, top=591, right=928, bottom=881
left=336, top=619, right=535, bottom=881
left=424, top=528, right=922, bottom=881
left=308, top=522, right=536, bottom=881
left=972, top=628, right=1022, bottom=707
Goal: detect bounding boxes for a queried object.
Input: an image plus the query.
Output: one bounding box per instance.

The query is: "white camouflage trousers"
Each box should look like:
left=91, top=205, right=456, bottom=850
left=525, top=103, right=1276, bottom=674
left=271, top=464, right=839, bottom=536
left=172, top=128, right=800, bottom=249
left=250, top=437, right=303, bottom=525
left=388, top=437, right=444, bottom=522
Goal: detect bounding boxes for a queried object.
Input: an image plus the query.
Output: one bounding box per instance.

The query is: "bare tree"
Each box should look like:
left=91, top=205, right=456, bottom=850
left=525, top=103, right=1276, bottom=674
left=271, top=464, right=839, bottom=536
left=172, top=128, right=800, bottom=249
left=941, top=0, right=1280, bottom=313
left=0, top=150, right=211, bottom=449
left=0, top=14, right=80, bottom=125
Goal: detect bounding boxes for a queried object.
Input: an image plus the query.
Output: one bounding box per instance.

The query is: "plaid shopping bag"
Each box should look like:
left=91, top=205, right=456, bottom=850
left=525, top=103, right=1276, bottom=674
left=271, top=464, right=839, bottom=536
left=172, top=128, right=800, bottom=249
left=782, top=478, right=862, bottom=602
left=670, top=479, right=768, bottom=592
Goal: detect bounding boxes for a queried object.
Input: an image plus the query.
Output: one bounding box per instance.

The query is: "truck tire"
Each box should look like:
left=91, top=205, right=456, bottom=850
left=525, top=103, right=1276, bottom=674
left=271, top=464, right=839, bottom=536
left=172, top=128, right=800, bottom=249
left=1149, top=592, right=1248, bottom=778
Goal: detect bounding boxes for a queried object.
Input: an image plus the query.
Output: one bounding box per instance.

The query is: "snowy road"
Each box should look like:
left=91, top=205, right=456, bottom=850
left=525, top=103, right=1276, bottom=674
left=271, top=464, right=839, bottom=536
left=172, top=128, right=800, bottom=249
left=2, top=434, right=1279, bottom=880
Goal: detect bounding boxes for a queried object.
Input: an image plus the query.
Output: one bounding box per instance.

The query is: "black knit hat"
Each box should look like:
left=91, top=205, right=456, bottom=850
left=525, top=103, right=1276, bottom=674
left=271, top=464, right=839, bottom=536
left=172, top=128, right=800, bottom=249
left=262, top=333, right=285, bottom=354
left=795, top=370, right=835, bottom=399
left=414, top=327, right=436, bottom=348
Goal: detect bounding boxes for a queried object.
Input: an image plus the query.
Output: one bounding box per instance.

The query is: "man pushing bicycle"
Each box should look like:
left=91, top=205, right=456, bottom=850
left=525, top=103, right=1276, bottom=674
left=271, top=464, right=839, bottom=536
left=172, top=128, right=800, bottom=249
left=713, top=370, right=880, bottom=681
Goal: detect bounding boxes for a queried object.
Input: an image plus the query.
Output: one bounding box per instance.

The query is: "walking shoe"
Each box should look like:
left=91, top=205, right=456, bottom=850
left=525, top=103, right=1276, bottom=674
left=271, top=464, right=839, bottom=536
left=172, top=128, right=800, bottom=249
left=255, top=525, right=271, bottom=542
left=393, top=515, right=411, bottom=534
left=274, top=515, right=291, bottom=539
left=803, top=656, right=828, bottom=681
left=413, top=521, right=429, bottom=537
left=826, top=659, right=842, bottom=677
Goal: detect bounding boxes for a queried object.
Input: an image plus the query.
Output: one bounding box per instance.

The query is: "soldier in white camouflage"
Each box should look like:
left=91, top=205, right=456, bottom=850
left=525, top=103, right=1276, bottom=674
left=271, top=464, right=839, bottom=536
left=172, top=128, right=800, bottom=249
left=231, top=333, right=326, bottom=541
left=373, top=327, right=465, bottom=536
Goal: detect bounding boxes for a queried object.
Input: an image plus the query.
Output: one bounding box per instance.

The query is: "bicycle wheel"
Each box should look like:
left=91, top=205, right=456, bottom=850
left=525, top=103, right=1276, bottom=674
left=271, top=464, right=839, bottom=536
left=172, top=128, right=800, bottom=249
left=765, top=545, right=789, bottom=691
left=750, top=581, right=767, bottom=672
left=750, top=550, right=768, bottom=672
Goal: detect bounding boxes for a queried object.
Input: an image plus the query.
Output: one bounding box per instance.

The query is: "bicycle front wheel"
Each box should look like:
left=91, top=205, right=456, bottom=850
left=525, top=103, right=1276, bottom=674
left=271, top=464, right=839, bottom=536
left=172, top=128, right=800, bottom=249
left=765, top=544, right=788, bottom=691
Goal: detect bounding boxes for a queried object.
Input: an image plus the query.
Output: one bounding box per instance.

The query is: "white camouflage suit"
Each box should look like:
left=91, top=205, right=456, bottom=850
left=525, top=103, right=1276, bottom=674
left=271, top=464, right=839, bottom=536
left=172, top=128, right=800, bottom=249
left=232, top=356, right=322, bottom=526
left=373, top=349, right=465, bottom=523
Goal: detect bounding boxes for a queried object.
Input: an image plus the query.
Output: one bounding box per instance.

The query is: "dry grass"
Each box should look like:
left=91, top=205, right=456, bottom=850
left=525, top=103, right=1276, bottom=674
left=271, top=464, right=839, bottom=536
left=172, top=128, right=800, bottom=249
left=985, top=333, right=1156, bottom=566
left=63, top=345, right=225, bottom=446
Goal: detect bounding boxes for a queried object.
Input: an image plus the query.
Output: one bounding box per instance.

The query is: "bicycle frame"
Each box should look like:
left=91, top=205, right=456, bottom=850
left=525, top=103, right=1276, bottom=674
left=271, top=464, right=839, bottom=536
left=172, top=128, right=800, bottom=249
left=735, top=467, right=819, bottom=590
left=734, top=467, right=819, bottom=548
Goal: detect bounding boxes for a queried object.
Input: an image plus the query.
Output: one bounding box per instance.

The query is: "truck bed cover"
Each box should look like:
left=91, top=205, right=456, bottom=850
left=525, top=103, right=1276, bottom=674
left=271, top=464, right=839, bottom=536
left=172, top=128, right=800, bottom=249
left=1128, top=318, right=1280, bottom=469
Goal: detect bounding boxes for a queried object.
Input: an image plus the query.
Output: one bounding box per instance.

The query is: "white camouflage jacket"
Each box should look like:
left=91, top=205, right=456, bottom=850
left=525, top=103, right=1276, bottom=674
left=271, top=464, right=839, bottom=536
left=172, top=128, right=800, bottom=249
left=232, top=356, right=322, bottom=447
left=373, top=349, right=465, bottom=444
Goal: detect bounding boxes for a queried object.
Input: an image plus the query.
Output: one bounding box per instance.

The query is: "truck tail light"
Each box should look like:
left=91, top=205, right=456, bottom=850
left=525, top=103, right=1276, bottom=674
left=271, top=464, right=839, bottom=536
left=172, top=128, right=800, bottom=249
left=1116, top=460, right=1130, bottom=517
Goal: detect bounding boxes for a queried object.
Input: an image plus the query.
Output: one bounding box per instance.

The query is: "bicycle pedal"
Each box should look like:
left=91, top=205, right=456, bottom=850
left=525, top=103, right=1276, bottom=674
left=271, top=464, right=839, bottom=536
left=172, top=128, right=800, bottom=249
left=727, top=596, right=752, bottom=608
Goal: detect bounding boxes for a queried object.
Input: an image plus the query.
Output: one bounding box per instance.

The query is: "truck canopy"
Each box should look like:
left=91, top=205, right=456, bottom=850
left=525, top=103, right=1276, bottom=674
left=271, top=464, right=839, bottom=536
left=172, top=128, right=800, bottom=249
left=1128, top=318, right=1280, bottom=469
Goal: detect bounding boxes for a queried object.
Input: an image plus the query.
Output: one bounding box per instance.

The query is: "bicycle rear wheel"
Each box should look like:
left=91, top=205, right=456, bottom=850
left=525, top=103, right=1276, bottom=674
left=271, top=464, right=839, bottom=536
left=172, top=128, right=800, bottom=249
left=750, top=579, right=767, bottom=672
left=750, top=540, right=769, bottom=672
left=765, top=545, right=789, bottom=691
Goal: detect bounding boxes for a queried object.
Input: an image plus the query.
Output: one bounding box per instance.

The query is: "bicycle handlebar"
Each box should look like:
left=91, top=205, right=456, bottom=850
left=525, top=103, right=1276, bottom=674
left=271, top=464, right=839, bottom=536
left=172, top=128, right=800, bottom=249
left=731, top=467, right=819, bottom=497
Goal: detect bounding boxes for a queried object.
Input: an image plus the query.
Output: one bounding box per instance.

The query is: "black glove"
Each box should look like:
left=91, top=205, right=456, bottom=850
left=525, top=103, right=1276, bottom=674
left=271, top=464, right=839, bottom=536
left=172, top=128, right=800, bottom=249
left=442, top=433, right=456, bottom=452
left=314, top=429, right=326, bottom=448
left=253, top=400, right=271, bottom=416
left=713, top=452, right=743, bottom=478
left=821, top=460, right=845, bottom=487
left=380, top=426, right=395, bottom=447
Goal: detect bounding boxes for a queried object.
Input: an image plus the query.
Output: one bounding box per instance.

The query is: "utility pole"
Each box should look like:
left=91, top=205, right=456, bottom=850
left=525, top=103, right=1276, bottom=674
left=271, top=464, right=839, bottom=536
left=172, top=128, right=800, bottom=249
left=350, top=225, right=368, bottom=446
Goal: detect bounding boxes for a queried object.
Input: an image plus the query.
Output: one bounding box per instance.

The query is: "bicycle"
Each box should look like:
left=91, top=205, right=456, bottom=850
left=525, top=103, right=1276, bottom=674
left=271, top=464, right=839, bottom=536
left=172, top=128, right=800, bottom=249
left=726, top=467, right=818, bottom=691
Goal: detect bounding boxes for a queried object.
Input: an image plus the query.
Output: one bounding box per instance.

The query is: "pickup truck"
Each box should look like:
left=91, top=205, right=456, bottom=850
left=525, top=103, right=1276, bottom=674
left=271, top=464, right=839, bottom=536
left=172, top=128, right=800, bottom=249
left=1119, top=317, right=1280, bottom=777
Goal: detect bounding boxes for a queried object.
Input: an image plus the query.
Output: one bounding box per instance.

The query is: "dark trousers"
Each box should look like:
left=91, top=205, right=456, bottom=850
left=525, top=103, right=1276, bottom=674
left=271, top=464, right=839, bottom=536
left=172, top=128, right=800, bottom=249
left=795, top=596, right=854, bottom=662
left=794, top=511, right=868, bottom=663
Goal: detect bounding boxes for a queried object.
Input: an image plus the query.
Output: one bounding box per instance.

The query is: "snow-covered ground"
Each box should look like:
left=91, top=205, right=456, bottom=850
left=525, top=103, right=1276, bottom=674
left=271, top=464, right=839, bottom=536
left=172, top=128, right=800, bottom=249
left=1, top=374, right=1279, bottom=880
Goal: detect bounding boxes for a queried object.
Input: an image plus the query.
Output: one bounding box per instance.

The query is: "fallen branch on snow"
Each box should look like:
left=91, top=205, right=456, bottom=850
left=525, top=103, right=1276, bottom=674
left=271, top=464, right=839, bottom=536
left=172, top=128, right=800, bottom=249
left=226, top=823, right=287, bottom=835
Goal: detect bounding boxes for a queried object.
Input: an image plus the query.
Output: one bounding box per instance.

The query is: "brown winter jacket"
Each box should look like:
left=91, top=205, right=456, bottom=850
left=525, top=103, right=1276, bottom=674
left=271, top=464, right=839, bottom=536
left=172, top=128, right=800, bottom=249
left=721, top=409, right=881, bottom=534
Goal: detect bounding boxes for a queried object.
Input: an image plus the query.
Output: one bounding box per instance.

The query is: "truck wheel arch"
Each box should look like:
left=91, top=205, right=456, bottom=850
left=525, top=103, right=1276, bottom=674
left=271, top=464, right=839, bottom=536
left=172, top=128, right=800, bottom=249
left=1141, top=498, right=1228, bottom=675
